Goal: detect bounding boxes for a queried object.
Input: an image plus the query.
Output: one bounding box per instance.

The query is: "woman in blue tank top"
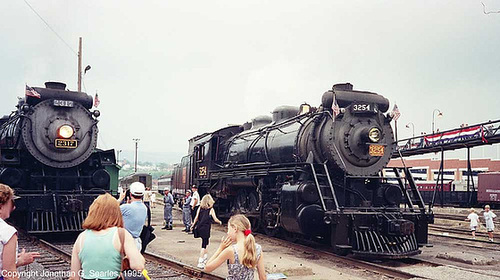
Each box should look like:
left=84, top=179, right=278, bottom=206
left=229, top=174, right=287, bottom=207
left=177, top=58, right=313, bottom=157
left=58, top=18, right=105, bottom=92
left=69, top=194, right=145, bottom=280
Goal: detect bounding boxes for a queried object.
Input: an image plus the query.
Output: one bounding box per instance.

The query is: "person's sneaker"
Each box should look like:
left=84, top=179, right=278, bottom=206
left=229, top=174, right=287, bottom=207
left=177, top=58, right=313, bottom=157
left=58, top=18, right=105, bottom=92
left=167, top=226, right=173, bottom=230
left=161, top=226, right=168, bottom=230
left=197, top=258, right=205, bottom=269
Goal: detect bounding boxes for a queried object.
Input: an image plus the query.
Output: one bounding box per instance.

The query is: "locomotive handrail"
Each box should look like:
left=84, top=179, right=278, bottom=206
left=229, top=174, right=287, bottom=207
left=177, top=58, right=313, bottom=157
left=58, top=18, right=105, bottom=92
left=309, top=161, right=327, bottom=211
left=323, top=162, right=340, bottom=211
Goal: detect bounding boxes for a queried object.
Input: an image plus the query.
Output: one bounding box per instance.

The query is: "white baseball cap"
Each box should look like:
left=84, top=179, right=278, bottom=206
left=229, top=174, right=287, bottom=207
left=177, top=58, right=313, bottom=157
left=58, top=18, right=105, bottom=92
left=130, top=182, right=145, bottom=196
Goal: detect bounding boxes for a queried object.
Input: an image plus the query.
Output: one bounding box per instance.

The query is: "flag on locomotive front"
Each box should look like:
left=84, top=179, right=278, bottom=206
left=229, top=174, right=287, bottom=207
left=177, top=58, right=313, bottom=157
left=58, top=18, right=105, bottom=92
left=94, top=93, right=100, bottom=107
left=332, top=96, right=340, bottom=117
left=391, top=104, right=400, bottom=121
left=25, top=85, right=41, bottom=98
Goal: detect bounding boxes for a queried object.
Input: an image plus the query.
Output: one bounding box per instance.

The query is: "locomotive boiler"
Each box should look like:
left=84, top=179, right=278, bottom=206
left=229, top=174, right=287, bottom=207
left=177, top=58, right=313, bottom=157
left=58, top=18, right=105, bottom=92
left=174, top=83, right=433, bottom=258
left=0, top=82, right=118, bottom=233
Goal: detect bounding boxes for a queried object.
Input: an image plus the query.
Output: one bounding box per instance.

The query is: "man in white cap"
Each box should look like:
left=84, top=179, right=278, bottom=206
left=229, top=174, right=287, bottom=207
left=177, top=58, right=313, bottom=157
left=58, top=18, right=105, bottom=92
left=118, top=182, right=148, bottom=250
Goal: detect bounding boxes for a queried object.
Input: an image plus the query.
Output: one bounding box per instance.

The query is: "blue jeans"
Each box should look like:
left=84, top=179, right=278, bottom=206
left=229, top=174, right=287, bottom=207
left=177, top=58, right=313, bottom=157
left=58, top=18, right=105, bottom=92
left=182, top=207, right=191, bottom=229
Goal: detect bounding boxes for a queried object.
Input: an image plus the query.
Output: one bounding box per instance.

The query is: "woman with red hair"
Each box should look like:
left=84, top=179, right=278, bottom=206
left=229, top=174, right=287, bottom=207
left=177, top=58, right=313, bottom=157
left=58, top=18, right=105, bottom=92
left=70, top=193, right=144, bottom=280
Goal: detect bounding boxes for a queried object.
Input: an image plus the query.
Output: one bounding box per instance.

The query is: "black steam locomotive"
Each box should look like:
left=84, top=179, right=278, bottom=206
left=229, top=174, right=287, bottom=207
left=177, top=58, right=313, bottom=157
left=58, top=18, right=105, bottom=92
left=0, top=82, right=118, bottom=233
left=174, top=83, right=433, bottom=258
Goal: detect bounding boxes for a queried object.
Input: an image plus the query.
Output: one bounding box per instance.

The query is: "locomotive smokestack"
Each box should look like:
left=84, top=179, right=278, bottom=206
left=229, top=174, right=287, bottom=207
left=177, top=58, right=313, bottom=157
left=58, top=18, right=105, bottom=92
left=45, top=82, right=67, bottom=90
left=332, top=83, right=353, bottom=91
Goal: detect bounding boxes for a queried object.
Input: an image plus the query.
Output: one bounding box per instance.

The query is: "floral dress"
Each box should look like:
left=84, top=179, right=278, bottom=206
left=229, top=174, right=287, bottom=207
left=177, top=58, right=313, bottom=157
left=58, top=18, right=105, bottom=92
left=226, top=243, right=262, bottom=280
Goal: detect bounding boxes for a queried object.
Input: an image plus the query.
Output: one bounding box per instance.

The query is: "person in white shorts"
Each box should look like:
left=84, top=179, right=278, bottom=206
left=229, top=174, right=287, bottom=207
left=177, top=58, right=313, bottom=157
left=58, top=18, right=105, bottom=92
left=483, top=205, right=497, bottom=242
left=465, top=208, right=480, bottom=239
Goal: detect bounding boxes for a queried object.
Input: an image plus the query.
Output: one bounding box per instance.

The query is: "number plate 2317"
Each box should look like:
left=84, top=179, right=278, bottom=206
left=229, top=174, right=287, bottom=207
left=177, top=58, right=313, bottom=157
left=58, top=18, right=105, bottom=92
left=55, top=139, right=78, bottom=148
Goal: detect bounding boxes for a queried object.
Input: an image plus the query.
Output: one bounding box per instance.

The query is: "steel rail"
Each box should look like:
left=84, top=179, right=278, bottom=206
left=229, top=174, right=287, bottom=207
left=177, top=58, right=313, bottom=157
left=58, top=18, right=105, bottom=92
left=143, top=252, right=224, bottom=280
left=36, top=236, right=225, bottom=280
left=257, top=234, right=429, bottom=280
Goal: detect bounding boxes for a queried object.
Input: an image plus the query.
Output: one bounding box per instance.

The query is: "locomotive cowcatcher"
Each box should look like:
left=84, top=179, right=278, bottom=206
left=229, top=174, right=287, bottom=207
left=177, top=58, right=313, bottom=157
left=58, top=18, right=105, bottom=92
left=173, top=83, right=433, bottom=258
left=0, top=82, right=118, bottom=233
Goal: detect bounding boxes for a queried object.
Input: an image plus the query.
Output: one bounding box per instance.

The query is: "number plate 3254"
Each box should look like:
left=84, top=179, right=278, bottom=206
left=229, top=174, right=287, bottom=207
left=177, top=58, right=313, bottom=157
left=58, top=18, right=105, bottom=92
left=369, top=144, right=384, bottom=156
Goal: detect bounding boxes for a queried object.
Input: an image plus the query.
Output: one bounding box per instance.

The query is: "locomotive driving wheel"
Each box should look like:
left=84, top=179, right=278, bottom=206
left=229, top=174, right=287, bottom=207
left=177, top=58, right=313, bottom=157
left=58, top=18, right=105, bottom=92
left=232, top=189, right=259, bottom=214
left=261, top=202, right=280, bottom=237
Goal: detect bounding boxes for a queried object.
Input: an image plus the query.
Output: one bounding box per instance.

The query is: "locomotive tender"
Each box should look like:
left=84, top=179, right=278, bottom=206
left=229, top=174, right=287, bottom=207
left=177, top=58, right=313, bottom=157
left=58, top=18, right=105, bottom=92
left=175, top=83, right=433, bottom=258
left=0, top=82, right=117, bottom=233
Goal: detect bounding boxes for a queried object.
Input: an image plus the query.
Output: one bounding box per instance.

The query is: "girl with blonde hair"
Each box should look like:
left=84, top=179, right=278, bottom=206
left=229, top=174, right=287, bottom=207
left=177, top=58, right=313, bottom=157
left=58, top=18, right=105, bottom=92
left=70, top=193, right=145, bottom=280
left=191, top=194, right=222, bottom=269
left=205, top=214, right=265, bottom=280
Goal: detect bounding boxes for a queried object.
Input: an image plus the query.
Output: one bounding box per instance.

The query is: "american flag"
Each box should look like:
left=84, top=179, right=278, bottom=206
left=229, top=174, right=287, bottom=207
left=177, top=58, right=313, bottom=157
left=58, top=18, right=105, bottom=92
left=94, top=93, right=100, bottom=107
left=391, top=104, right=401, bottom=121
left=25, top=85, right=41, bottom=98
left=332, top=96, right=340, bottom=117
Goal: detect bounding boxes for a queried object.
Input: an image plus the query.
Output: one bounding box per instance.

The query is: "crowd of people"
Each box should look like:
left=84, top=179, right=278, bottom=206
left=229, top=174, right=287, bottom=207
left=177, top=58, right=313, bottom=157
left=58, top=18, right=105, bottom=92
left=2, top=178, right=499, bottom=280
left=157, top=185, right=266, bottom=278
left=0, top=181, right=265, bottom=279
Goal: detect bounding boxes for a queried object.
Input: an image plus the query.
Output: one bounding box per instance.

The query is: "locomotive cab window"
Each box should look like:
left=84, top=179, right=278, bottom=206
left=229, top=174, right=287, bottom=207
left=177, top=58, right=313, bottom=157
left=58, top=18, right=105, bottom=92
left=195, top=145, right=206, bottom=162
left=211, top=137, right=219, bottom=161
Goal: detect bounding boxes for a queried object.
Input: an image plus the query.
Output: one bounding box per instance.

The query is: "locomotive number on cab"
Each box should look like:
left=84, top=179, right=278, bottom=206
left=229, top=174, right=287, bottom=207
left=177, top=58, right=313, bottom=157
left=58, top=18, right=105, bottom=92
left=55, top=139, right=78, bottom=148
left=199, top=166, right=207, bottom=177
left=369, top=144, right=384, bottom=156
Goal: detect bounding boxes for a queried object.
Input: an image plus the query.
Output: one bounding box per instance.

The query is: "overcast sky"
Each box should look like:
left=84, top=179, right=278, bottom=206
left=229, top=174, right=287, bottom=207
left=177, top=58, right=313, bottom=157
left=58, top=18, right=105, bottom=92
left=1, top=1, right=500, bottom=162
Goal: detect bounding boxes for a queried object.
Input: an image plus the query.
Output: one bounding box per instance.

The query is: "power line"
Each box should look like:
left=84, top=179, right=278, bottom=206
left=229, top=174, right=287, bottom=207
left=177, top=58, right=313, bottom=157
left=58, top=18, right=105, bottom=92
left=22, top=0, right=78, bottom=56
left=482, top=2, right=500, bottom=14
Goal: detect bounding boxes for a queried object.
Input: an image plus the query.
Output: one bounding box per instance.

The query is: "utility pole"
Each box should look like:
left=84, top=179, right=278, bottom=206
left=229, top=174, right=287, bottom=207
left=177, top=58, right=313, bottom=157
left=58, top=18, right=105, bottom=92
left=78, top=37, right=82, bottom=92
left=133, top=139, right=140, bottom=173
left=117, top=149, right=122, bottom=165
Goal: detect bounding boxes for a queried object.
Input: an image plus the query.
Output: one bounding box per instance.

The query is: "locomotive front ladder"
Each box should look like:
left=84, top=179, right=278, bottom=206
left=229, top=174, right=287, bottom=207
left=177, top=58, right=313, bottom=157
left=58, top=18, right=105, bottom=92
left=392, top=167, right=426, bottom=213
left=307, top=154, right=340, bottom=212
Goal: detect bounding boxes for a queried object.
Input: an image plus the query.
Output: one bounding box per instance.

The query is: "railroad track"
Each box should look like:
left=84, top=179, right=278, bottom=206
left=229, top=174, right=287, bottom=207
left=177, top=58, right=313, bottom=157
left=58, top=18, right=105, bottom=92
left=430, top=224, right=500, bottom=240
left=428, top=225, right=500, bottom=250
left=253, top=233, right=432, bottom=280
left=434, top=213, right=500, bottom=227
left=19, top=233, right=224, bottom=280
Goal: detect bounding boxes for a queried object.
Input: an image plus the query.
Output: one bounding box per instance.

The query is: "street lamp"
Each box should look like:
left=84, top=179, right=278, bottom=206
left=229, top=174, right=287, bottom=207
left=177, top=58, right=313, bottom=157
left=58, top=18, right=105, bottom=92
left=405, top=122, right=415, bottom=138
left=432, top=109, right=443, bottom=134
left=133, top=139, right=140, bottom=173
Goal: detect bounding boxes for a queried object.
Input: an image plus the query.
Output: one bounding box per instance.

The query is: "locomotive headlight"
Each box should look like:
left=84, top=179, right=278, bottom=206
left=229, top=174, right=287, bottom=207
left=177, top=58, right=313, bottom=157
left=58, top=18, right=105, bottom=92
left=368, top=127, right=381, bottom=143
left=58, top=125, right=74, bottom=139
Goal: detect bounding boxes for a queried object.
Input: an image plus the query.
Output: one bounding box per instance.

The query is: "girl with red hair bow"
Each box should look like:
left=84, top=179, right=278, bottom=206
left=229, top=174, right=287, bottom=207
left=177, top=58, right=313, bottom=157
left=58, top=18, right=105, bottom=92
left=205, top=214, right=266, bottom=279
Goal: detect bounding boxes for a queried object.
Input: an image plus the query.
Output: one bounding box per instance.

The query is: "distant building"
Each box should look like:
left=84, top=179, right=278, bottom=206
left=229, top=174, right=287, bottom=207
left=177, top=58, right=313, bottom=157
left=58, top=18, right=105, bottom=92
left=388, top=158, right=500, bottom=185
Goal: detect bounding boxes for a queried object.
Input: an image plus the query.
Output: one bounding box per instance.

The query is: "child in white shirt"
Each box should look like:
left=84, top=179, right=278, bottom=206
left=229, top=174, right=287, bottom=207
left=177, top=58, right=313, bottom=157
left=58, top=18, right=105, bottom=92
left=465, top=208, right=480, bottom=239
left=483, top=205, right=497, bottom=242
